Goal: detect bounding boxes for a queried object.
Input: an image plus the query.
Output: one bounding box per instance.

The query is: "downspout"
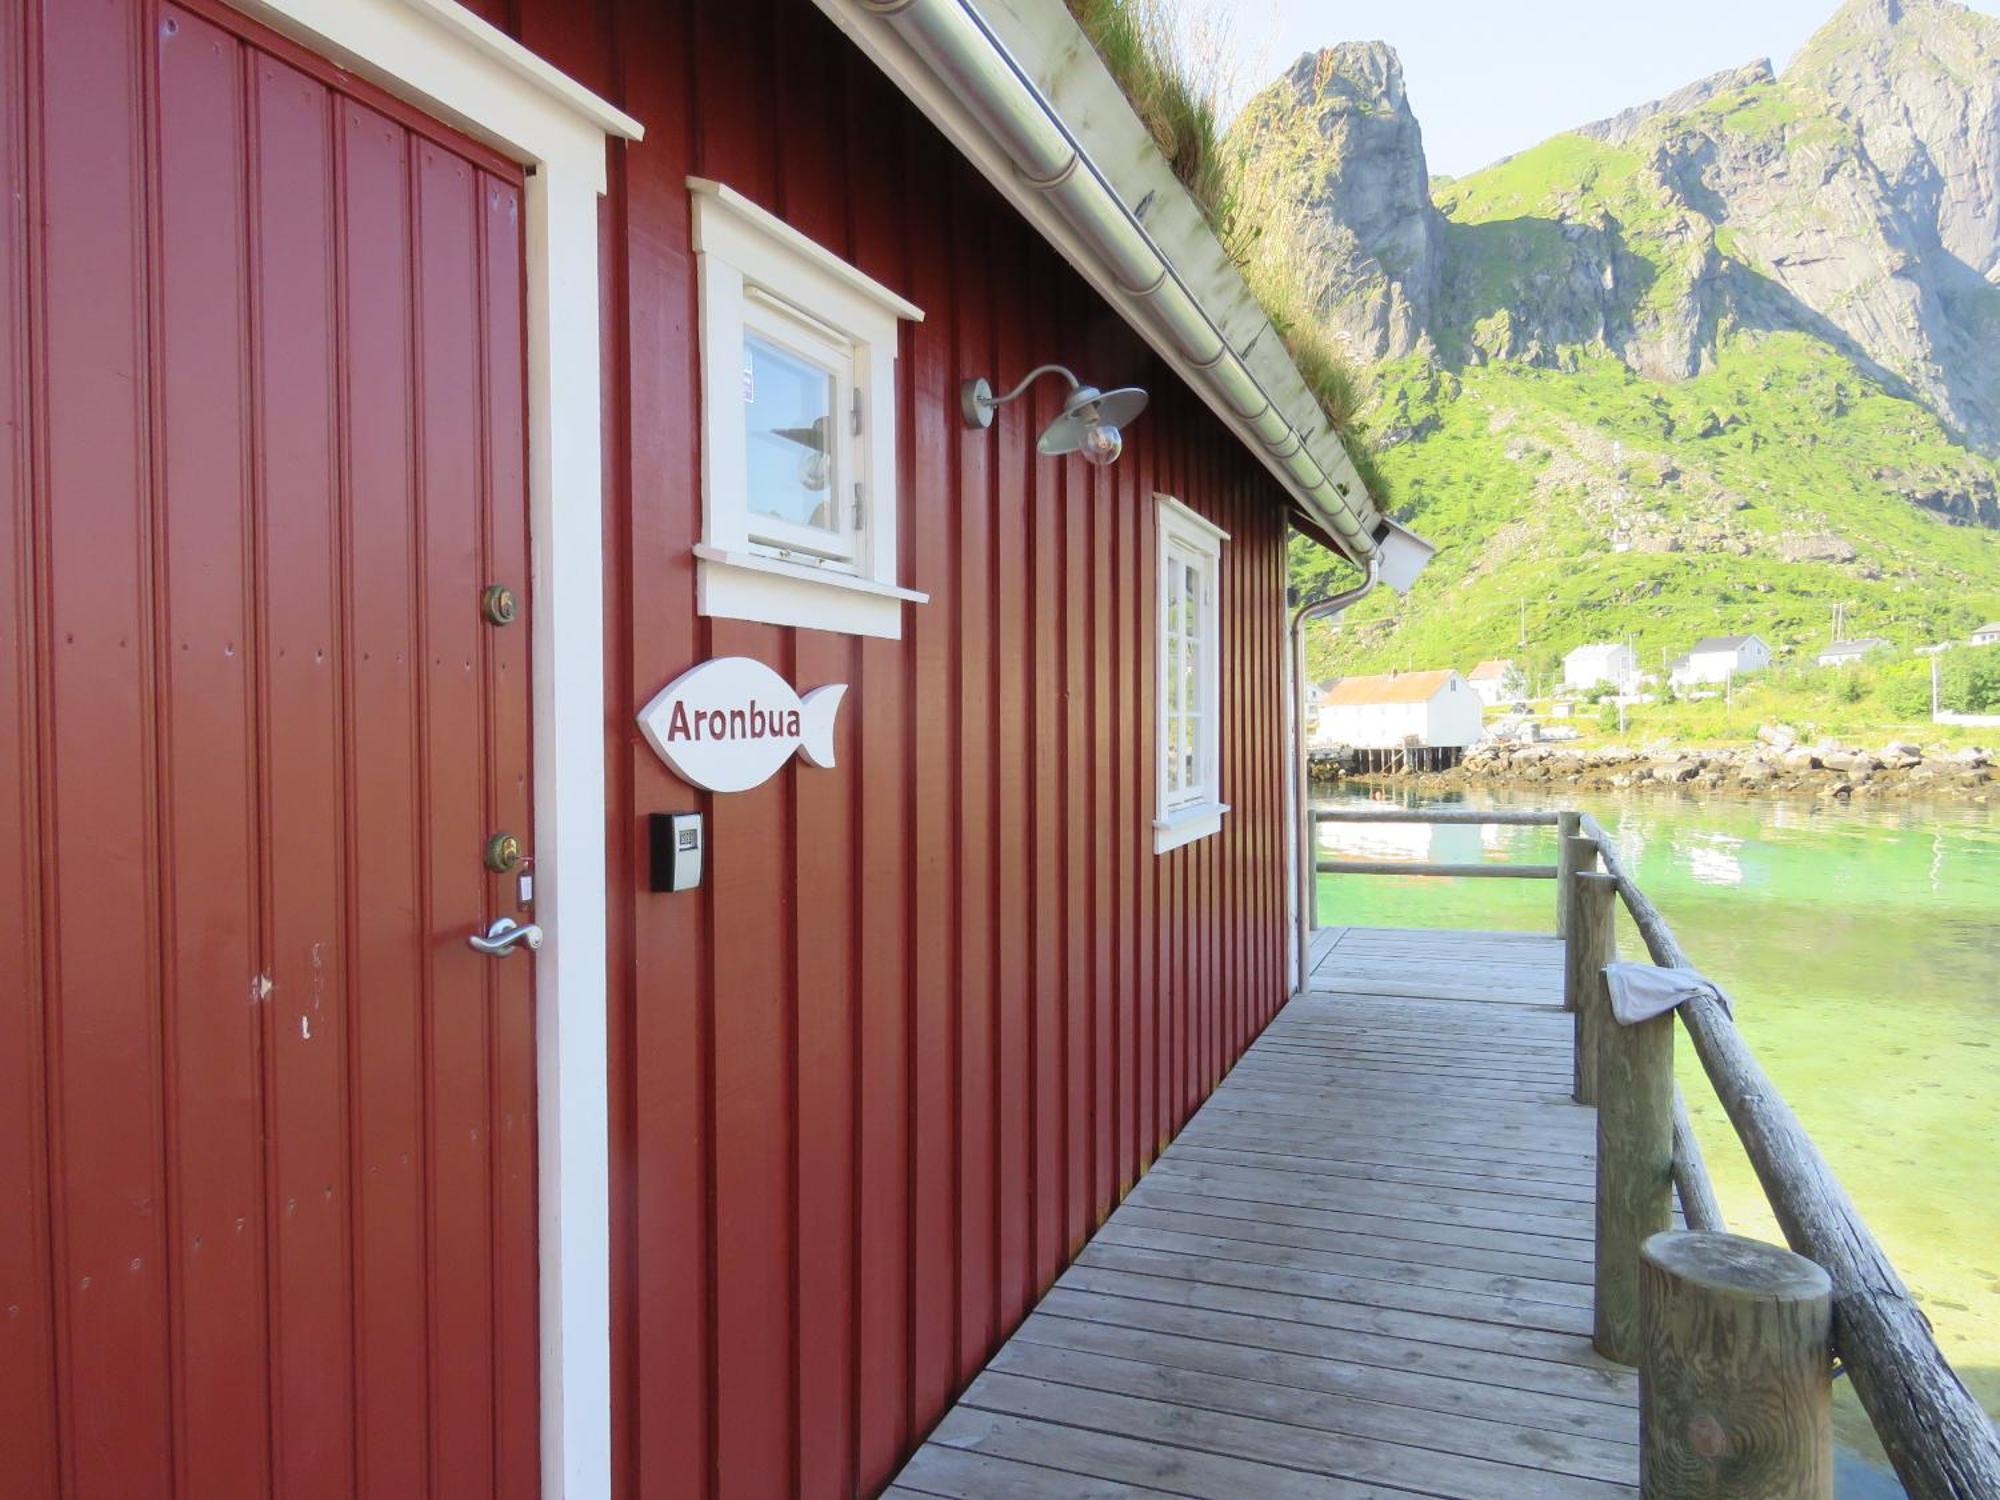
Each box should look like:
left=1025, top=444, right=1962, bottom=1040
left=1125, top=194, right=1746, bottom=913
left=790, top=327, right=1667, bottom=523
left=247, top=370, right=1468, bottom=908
left=1291, top=557, right=1380, bottom=993
left=852, top=0, right=1378, bottom=561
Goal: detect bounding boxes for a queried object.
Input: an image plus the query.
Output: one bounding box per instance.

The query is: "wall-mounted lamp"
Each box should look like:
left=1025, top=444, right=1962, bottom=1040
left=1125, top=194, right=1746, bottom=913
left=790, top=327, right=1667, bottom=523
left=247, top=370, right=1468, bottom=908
left=961, top=364, right=1147, bottom=466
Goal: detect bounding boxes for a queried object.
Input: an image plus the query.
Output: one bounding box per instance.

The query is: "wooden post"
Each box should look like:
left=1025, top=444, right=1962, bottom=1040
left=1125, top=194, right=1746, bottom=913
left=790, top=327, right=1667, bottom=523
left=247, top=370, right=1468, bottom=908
left=1560, top=831, right=1596, bottom=1012
left=1568, top=862, right=1615, bottom=1102
left=1639, top=1231, right=1833, bottom=1498
left=1595, top=991, right=1676, bottom=1364
left=1555, top=810, right=1582, bottom=939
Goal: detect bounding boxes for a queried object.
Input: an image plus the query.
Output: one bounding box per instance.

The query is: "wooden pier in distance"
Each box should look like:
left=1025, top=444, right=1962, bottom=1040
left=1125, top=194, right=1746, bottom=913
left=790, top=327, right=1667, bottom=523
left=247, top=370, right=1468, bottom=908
left=891, top=926, right=1644, bottom=1497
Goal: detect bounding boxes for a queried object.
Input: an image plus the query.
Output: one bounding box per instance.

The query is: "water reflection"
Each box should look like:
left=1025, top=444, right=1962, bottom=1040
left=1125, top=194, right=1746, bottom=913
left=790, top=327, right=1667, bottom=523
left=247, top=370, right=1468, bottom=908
left=1682, top=833, right=1744, bottom=888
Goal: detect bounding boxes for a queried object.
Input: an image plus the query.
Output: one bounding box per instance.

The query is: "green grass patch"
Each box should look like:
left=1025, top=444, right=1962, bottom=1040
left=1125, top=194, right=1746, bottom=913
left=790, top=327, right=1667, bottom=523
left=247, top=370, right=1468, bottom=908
left=1305, top=334, right=2000, bottom=692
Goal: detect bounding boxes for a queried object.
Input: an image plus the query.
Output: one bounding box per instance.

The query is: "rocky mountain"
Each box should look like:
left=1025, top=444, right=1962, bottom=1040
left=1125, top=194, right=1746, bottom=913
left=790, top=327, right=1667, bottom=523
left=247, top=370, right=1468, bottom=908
left=1235, top=0, right=2000, bottom=680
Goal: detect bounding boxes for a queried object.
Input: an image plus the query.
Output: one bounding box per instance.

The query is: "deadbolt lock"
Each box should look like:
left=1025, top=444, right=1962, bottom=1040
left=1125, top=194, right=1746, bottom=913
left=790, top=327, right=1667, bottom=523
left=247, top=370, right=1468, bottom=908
left=484, top=830, right=523, bottom=874
left=481, top=583, right=519, bottom=626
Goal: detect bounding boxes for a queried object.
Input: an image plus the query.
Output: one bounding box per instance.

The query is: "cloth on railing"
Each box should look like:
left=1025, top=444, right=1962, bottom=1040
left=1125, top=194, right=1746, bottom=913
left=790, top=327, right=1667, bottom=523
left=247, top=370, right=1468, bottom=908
left=1602, top=961, right=1732, bottom=1024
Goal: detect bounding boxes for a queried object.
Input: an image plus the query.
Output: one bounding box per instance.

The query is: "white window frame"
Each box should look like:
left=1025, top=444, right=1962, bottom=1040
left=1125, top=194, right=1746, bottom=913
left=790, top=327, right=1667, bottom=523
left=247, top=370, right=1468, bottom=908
left=214, top=3, right=636, bottom=1496
left=1155, top=494, right=1230, bottom=854
left=690, top=177, right=928, bottom=638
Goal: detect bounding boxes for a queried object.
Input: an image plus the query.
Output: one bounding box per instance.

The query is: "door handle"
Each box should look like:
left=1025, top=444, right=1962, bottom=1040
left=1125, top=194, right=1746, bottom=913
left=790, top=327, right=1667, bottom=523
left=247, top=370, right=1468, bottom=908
left=468, top=915, right=543, bottom=958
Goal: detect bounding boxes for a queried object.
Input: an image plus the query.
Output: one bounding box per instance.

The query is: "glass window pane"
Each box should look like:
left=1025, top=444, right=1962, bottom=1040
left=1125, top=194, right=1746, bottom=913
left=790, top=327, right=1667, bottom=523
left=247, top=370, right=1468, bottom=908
left=744, top=333, right=838, bottom=534
left=1162, top=540, right=1222, bottom=811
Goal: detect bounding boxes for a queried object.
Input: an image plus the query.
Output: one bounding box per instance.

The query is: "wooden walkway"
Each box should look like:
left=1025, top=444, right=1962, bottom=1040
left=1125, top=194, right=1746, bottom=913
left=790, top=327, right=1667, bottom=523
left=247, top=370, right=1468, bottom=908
left=889, top=926, right=1641, bottom=1498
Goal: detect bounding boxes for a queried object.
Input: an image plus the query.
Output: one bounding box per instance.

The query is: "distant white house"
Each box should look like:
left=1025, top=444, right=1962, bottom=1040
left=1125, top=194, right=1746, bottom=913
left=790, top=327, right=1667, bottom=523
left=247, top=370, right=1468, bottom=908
left=1669, top=634, right=1770, bottom=689
left=1465, top=658, right=1525, bottom=707
left=1315, top=670, right=1484, bottom=750
left=1563, top=642, right=1639, bottom=693
left=1973, top=622, right=2000, bottom=646
left=1817, top=637, right=1889, bottom=668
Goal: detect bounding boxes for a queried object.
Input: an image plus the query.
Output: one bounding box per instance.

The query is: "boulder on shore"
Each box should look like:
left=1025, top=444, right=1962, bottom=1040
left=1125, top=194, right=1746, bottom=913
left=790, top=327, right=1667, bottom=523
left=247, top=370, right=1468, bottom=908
left=1326, top=732, right=1991, bottom=804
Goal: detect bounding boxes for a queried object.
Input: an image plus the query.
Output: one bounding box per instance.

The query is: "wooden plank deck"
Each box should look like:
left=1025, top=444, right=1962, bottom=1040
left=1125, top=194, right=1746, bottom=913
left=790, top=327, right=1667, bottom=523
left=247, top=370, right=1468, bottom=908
left=889, top=927, right=1641, bottom=1498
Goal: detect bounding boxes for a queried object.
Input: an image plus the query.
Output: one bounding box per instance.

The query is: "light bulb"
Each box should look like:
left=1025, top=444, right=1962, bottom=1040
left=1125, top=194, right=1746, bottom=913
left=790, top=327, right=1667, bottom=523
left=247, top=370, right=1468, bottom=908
left=1079, top=421, right=1123, bottom=467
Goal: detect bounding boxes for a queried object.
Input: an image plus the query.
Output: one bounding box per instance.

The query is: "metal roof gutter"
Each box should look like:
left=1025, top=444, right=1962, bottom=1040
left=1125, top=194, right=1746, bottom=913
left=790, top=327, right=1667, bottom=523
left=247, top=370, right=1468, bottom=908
left=837, top=0, right=1424, bottom=570
left=1288, top=558, right=1378, bottom=984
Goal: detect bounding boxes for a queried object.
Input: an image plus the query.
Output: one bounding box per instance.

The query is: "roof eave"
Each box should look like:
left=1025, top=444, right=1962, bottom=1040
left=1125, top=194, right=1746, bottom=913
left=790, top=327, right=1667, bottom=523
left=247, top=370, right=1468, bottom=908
left=808, top=0, right=1429, bottom=582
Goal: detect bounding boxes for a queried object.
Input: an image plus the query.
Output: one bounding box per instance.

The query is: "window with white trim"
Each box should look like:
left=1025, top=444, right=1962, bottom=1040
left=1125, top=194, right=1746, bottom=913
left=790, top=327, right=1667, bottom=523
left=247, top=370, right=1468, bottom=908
left=689, top=178, right=927, bottom=638
left=1155, top=495, right=1229, bottom=853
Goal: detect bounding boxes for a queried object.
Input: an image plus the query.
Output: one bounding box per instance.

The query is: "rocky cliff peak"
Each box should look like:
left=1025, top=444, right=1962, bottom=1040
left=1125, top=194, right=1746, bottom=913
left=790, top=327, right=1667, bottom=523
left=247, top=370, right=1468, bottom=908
left=1282, top=42, right=1411, bottom=115
left=1243, top=0, right=2000, bottom=451
left=1230, top=43, right=1443, bottom=361
left=1790, top=0, right=2000, bottom=277
left=1576, top=60, right=1777, bottom=147
left=1284, top=0, right=2000, bottom=684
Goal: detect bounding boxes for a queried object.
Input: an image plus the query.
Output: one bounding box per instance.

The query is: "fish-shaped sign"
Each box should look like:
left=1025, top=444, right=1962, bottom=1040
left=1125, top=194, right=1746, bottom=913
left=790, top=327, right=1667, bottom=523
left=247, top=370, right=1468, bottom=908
left=637, top=656, right=847, bottom=793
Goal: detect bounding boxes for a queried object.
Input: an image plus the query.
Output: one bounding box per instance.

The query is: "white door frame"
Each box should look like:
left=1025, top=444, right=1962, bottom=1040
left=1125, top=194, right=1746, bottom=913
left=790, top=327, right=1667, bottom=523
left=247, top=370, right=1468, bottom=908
left=223, top=2, right=639, bottom=1495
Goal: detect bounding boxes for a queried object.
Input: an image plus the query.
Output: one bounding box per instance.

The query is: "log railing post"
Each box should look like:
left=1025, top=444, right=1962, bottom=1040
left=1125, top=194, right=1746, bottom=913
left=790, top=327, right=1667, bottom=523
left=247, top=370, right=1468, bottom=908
left=1584, top=811, right=2000, bottom=1492
left=1595, top=979, right=1676, bottom=1364
left=1639, top=1231, right=1833, bottom=1498
left=1568, top=861, right=1615, bottom=1103
left=1555, top=809, right=1582, bottom=938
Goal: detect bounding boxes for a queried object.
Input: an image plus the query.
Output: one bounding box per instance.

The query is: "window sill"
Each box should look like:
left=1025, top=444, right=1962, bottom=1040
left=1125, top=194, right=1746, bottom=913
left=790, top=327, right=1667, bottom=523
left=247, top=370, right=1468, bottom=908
left=695, top=544, right=928, bottom=640
left=1154, top=800, right=1229, bottom=854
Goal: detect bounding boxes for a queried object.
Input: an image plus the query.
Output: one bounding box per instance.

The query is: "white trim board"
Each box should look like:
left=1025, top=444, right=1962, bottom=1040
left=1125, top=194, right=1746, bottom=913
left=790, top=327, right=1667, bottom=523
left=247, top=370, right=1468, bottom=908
left=688, top=177, right=928, bottom=638
left=228, top=3, right=639, bottom=1497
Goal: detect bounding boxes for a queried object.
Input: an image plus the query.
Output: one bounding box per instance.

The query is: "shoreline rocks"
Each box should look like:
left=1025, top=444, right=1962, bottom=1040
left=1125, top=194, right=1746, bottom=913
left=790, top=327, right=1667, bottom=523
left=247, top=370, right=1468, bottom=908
left=1315, top=727, right=1994, bottom=804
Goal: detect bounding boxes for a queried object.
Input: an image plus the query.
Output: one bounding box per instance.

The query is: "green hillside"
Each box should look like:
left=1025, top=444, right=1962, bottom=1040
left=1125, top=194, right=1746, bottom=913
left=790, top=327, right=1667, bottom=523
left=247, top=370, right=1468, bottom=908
left=1264, top=13, right=2000, bottom=701
left=1302, top=332, right=2000, bottom=688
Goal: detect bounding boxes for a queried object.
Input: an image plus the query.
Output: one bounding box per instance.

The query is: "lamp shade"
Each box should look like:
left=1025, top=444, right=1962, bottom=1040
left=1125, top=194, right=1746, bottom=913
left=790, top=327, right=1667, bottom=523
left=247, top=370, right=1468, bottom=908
left=1037, top=385, right=1148, bottom=457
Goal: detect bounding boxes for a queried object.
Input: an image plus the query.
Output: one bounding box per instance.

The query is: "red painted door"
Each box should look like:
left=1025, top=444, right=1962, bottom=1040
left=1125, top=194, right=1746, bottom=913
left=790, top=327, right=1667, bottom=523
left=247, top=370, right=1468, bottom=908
left=0, top=2, right=541, bottom=1496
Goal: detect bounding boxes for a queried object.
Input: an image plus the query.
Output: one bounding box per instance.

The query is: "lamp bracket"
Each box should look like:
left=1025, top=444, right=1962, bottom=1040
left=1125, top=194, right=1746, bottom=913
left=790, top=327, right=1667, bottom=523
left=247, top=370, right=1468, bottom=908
left=961, top=364, right=1082, bottom=429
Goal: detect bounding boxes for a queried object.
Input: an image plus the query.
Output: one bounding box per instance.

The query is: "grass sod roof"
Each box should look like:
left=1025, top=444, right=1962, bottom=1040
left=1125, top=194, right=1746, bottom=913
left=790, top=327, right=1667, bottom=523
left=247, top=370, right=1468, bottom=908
left=1060, top=0, right=1389, bottom=511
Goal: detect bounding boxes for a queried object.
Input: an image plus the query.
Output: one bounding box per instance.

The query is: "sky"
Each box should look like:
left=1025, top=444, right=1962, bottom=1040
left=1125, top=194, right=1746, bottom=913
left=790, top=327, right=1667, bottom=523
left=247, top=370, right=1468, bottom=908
left=1211, top=0, right=2000, bottom=178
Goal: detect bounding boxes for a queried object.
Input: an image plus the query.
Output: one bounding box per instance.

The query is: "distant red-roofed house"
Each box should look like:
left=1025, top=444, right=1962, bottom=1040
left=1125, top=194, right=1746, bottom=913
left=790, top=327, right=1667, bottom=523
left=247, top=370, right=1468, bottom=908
left=1314, top=669, right=1485, bottom=749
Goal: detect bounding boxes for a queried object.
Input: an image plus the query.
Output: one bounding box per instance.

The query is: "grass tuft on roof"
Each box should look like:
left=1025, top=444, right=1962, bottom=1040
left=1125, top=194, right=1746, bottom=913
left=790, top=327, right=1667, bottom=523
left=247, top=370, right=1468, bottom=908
left=1064, top=0, right=1385, bottom=505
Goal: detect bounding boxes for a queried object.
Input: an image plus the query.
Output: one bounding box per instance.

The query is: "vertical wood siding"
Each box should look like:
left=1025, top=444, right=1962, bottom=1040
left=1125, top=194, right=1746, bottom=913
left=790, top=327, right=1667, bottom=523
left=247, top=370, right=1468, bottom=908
left=0, top=0, right=1302, bottom=1494
left=507, top=3, right=1301, bottom=1495
left=0, top=2, right=540, bottom=1493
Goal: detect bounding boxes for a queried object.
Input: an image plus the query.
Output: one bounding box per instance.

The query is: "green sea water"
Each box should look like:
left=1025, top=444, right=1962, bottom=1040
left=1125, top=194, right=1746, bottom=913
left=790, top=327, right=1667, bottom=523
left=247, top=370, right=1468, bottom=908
left=1313, top=787, right=2000, bottom=1492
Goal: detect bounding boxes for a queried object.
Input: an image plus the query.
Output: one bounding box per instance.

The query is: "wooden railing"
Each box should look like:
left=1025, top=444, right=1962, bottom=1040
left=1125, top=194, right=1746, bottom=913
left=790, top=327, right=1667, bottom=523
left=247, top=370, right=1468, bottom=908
left=1309, top=803, right=2000, bottom=1499
left=1307, top=807, right=1564, bottom=932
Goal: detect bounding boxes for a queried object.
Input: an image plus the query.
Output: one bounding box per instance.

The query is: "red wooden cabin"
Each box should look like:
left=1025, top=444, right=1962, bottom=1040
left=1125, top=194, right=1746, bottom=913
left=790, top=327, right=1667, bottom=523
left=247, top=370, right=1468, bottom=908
left=0, top=0, right=1427, bottom=1494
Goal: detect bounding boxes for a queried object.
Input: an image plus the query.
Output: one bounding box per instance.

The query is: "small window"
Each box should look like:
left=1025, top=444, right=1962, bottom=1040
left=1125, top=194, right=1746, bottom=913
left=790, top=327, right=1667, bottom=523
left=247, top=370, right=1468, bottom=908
left=1155, top=494, right=1229, bottom=854
left=689, top=178, right=927, bottom=638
